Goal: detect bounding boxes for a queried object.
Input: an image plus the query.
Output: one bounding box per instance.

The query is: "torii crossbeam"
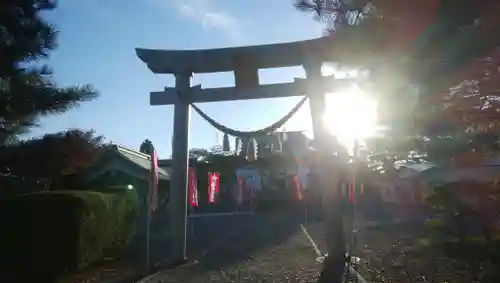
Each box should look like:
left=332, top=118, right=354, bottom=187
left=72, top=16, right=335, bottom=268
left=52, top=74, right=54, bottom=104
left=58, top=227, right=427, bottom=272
left=136, top=37, right=351, bottom=264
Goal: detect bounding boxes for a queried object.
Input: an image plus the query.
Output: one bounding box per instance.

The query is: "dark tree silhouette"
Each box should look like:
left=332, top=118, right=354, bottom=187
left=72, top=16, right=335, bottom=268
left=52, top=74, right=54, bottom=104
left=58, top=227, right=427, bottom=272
left=235, top=137, right=241, bottom=156
left=0, top=0, right=99, bottom=144
left=239, top=138, right=249, bottom=159
left=0, top=129, right=104, bottom=183
left=139, top=139, right=155, bottom=155
left=222, top=133, right=231, bottom=152
left=296, top=2, right=500, bottom=281
left=189, top=148, right=210, bottom=160
left=295, top=0, right=500, bottom=162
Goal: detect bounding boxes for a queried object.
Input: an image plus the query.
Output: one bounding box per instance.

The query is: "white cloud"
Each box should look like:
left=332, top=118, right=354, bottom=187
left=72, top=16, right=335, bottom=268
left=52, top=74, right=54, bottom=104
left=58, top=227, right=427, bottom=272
left=152, top=0, right=242, bottom=40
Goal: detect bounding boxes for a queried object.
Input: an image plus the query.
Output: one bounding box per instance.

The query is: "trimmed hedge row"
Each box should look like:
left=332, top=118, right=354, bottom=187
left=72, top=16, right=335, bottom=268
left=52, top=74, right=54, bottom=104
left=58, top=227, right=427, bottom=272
left=0, top=190, right=139, bottom=281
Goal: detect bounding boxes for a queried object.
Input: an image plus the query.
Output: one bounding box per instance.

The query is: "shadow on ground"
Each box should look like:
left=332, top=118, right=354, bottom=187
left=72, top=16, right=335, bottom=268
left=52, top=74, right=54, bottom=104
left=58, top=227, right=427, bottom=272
left=195, top=211, right=301, bottom=271
left=148, top=213, right=261, bottom=264
left=147, top=209, right=414, bottom=283
left=144, top=210, right=306, bottom=282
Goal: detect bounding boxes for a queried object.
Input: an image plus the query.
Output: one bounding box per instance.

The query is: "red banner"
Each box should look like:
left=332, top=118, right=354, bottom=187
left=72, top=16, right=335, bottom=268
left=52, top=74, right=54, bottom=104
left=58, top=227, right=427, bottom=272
left=236, top=177, right=244, bottom=204
left=188, top=167, right=198, bottom=207
left=349, top=175, right=356, bottom=204
left=291, top=174, right=304, bottom=201
left=208, top=172, right=220, bottom=204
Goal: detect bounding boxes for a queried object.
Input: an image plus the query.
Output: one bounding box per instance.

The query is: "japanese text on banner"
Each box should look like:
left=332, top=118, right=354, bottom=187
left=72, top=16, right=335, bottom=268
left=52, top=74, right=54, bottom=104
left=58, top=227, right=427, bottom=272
left=208, top=172, right=220, bottom=204
left=189, top=167, right=198, bottom=207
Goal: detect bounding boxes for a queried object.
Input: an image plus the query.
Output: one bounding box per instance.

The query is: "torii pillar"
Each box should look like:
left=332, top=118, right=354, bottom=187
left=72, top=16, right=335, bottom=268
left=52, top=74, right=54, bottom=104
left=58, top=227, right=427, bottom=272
left=170, top=72, right=192, bottom=262
left=136, top=36, right=351, bottom=264
left=303, top=60, right=328, bottom=143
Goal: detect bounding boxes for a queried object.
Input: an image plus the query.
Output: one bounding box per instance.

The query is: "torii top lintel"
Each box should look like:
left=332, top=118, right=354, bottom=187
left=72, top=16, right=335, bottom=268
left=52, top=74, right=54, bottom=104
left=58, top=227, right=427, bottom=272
left=135, top=37, right=336, bottom=74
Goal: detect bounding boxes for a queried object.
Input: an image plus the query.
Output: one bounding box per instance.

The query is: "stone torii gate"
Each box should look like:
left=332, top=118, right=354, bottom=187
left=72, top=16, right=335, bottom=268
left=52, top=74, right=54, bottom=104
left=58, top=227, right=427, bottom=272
left=136, top=37, right=356, bottom=263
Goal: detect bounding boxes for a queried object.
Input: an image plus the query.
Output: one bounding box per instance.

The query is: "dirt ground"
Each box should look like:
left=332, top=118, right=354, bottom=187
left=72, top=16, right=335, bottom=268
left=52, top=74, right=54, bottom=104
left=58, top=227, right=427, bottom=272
left=305, top=217, right=500, bottom=283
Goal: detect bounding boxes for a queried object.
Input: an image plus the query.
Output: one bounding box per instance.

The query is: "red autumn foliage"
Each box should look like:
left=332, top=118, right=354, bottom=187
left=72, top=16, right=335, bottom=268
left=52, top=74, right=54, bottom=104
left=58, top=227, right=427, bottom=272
left=398, top=1, right=500, bottom=133
left=373, top=0, right=441, bottom=55
left=443, top=47, right=500, bottom=130
left=0, top=129, right=104, bottom=181
left=356, top=1, right=500, bottom=166
left=453, top=181, right=500, bottom=236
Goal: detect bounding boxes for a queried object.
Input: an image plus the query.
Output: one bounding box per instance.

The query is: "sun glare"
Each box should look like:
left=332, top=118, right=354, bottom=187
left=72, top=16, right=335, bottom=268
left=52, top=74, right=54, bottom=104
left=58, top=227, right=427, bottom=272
left=323, top=87, right=378, bottom=150
left=284, top=67, right=379, bottom=151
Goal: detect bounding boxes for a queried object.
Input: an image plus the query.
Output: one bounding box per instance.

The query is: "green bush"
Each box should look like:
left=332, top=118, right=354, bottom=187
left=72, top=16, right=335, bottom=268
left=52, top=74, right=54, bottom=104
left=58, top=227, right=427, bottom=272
left=0, top=189, right=139, bottom=281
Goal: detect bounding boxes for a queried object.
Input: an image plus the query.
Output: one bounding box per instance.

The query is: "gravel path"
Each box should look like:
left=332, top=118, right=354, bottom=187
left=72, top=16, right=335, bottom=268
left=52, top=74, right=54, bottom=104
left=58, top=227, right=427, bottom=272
left=139, top=213, right=322, bottom=283
left=304, top=218, right=500, bottom=283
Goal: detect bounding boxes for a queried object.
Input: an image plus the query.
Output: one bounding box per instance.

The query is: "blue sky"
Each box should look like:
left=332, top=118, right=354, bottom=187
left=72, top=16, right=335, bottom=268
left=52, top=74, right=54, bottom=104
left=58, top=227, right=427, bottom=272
left=33, top=0, right=326, bottom=158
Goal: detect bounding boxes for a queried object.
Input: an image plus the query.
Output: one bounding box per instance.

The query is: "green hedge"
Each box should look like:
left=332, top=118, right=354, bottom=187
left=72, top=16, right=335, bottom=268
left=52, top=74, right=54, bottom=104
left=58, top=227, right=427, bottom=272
left=0, top=190, right=139, bottom=281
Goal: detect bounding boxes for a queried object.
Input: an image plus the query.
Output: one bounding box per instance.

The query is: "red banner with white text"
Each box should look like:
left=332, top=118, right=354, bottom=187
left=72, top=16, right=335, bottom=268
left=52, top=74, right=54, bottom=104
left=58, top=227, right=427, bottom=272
left=291, top=174, right=304, bottom=201
left=188, top=167, right=198, bottom=207
left=208, top=172, right=220, bottom=204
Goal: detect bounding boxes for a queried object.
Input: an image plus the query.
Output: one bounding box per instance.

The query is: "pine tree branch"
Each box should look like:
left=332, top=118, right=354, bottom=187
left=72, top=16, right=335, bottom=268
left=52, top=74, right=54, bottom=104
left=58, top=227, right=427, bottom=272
left=0, top=65, right=98, bottom=120
left=0, top=0, right=57, bottom=69
left=0, top=0, right=99, bottom=144
left=294, top=0, right=367, bottom=29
